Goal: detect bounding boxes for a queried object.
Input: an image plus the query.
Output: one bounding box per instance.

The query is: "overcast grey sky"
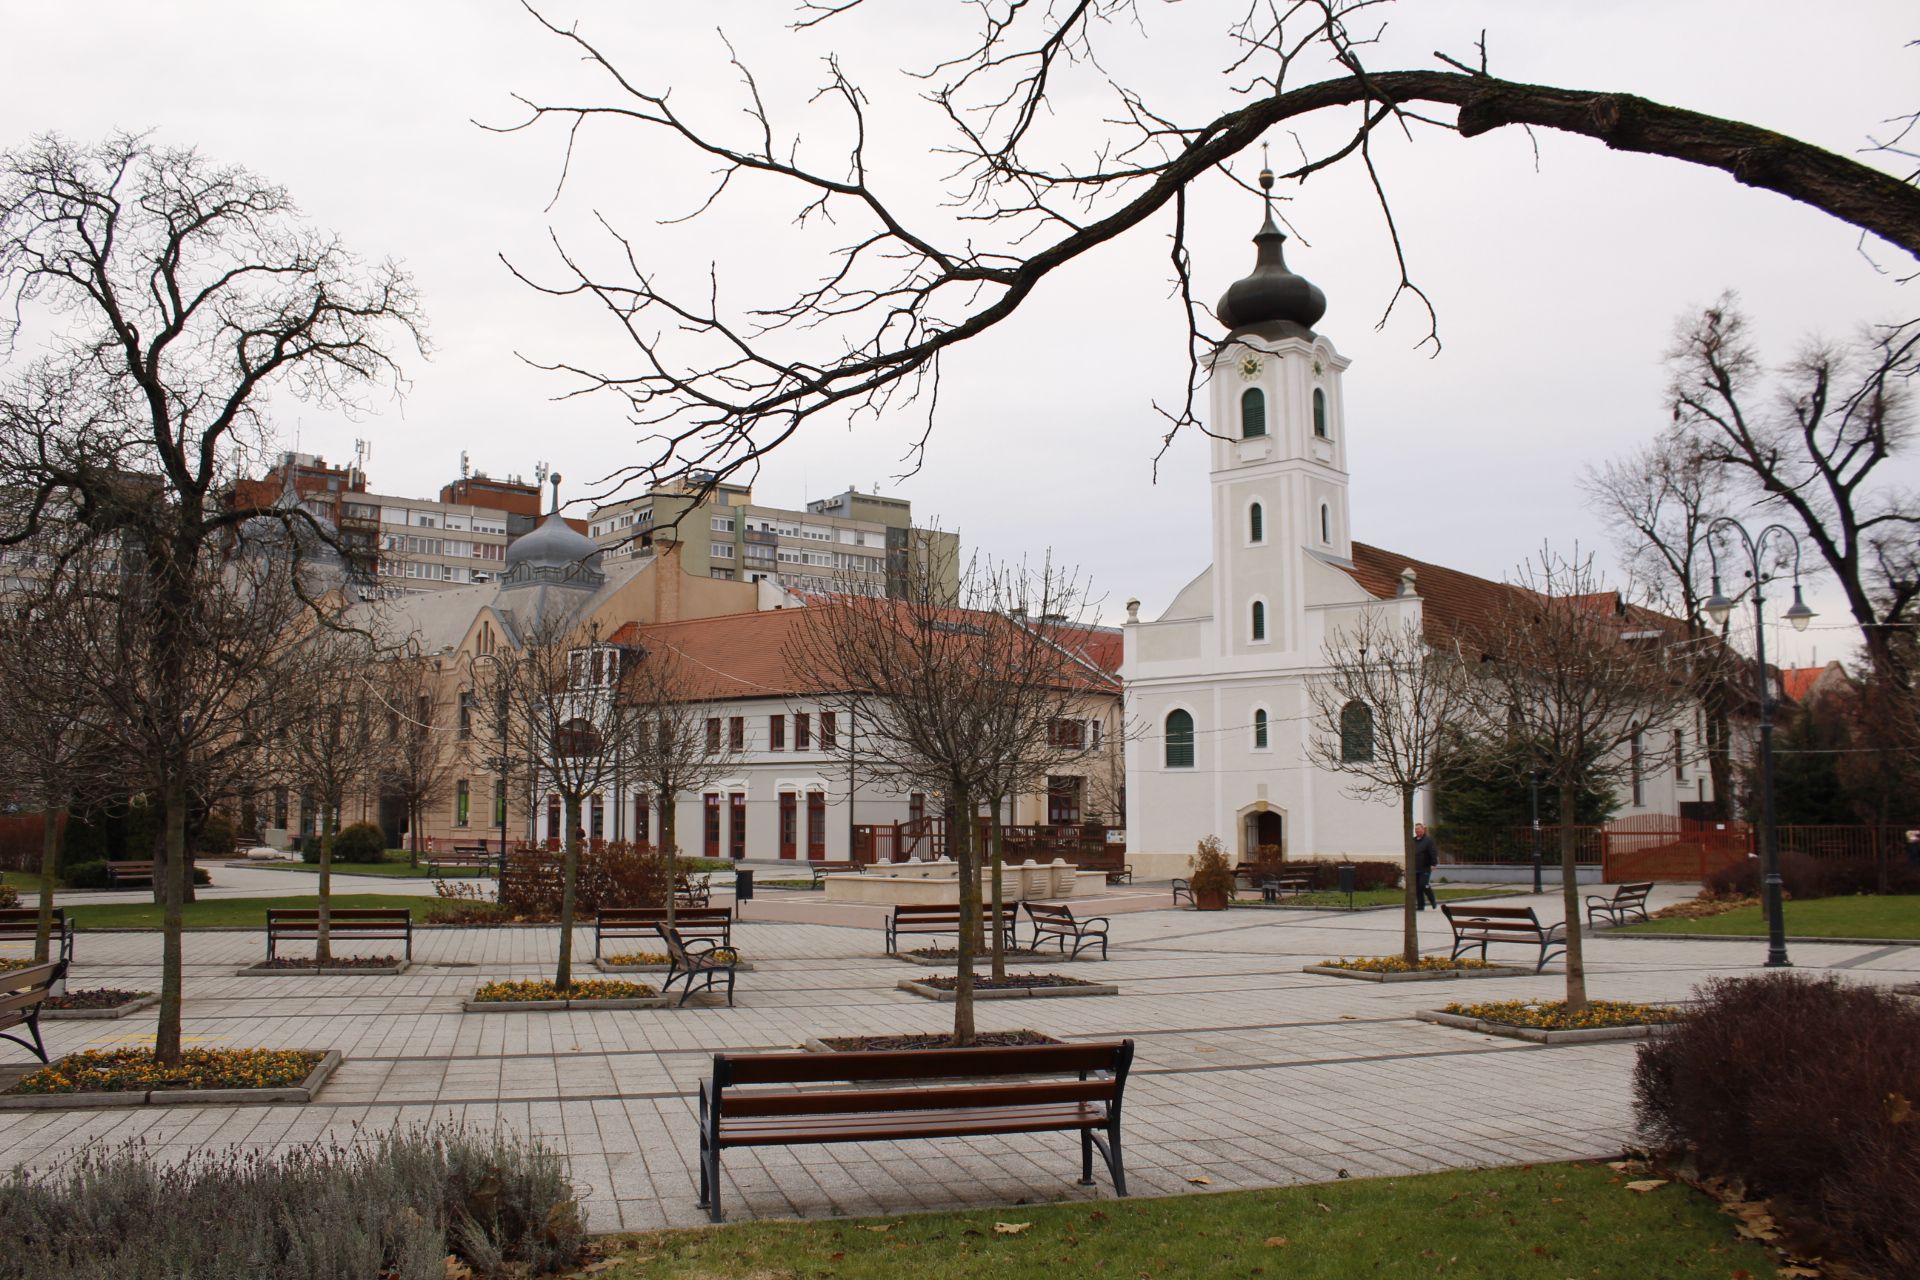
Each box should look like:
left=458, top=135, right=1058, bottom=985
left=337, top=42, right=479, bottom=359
left=3, top=1, right=1913, bottom=668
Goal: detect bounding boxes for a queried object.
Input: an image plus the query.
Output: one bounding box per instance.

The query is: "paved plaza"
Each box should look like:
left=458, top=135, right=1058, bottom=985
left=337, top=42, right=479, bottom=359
left=3, top=873, right=1914, bottom=1233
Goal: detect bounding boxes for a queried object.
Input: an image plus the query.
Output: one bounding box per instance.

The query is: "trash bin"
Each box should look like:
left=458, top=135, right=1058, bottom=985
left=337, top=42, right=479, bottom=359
left=1336, top=863, right=1356, bottom=899
left=734, top=867, right=754, bottom=903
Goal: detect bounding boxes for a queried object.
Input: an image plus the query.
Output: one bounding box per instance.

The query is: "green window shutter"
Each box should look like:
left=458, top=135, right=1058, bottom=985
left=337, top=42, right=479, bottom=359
left=1313, top=387, right=1328, bottom=437
left=1241, top=388, right=1266, bottom=438
left=1251, top=601, right=1266, bottom=641
left=1250, top=502, right=1263, bottom=543
left=1254, top=709, right=1268, bottom=749
left=1340, top=701, right=1374, bottom=763
left=1164, top=709, right=1195, bottom=768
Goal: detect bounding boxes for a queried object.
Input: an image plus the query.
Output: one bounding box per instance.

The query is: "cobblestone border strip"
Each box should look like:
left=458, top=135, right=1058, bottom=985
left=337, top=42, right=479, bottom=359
left=895, top=979, right=1119, bottom=1001
left=233, top=962, right=411, bottom=976
left=1302, top=964, right=1534, bottom=983
left=0, top=1049, right=342, bottom=1110
left=41, top=993, right=161, bottom=1020
left=1414, top=1009, right=1666, bottom=1045
left=592, top=958, right=756, bottom=973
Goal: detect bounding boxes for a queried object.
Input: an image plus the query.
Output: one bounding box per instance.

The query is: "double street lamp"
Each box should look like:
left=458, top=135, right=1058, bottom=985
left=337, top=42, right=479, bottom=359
left=1702, top=518, right=1815, bottom=969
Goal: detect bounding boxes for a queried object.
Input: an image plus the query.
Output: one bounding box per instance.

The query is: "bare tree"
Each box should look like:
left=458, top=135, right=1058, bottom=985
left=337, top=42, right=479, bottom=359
left=0, top=132, right=422, bottom=1064
left=1583, top=433, right=1740, bottom=814
left=1307, top=609, right=1470, bottom=966
left=491, top=2, right=1918, bottom=501
left=618, top=638, right=743, bottom=927
left=1669, top=298, right=1920, bottom=688
left=1463, top=551, right=1697, bottom=1011
left=473, top=614, right=645, bottom=990
left=273, top=629, right=388, bottom=963
left=377, top=652, right=463, bottom=865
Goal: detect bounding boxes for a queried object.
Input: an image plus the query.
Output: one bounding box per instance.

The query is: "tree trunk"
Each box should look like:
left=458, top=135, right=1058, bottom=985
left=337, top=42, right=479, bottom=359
left=1401, top=787, right=1419, bottom=966
left=1558, top=780, right=1588, bottom=1012
left=34, top=803, right=62, bottom=966
left=557, top=794, right=581, bottom=990
left=315, top=806, right=335, bottom=965
left=951, top=788, right=977, bottom=1046
left=659, top=793, right=677, bottom=930
left=989, top=801, right=1006, bottom=980
left=155, top=771, right=189, bottom=1067
left=409, top=798, right=419, bottom=868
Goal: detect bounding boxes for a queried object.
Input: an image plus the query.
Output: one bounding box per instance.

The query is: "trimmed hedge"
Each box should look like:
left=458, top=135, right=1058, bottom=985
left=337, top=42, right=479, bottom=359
left=62, top=861, right=209, bottom=890
left=1633, top=973, right=1920, bottom=1276
left=1704, top=851, right=1920, bottom=900
left=297, top=822, right=388, bottom=865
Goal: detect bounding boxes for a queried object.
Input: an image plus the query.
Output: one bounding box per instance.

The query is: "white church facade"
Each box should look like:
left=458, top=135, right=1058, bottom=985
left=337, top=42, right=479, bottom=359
left=1121, top=179, right=1710, bottom=871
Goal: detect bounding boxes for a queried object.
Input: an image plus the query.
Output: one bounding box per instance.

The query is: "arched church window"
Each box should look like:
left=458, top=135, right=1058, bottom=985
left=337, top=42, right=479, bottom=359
left=1253, top=709, right=1269, bottom=750
left=1340, top=701, right=1374, bottom=763
left=1320, top=504, right=1330, bottom=544
left=1164, top=709, right=1194, bottom=768
left=1241, top=388, right=1266, bottom=439
left=1249, top=502, right=1264, bottom=544
left=1250, top=600, right=1266, bottom=642
left=1312, top=387, right=1328, bottom=438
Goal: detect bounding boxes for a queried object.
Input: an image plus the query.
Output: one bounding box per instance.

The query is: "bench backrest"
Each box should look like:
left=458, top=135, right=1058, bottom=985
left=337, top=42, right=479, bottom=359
left=0, top=908, right=66, bottom=934
left=107, top=860, right=155, bottom=869
left=890, top=903, right=1017, bottom=919
left=266, top=909, right=411, bottom=924
left=1616, top=882, right=1654, bottom=899
left=1023, top=902, right=1076, bottom=925
left=714, top=1040, right=1132, bottom=1096
left=601, top=906, right=731, bottom=927
left=0, top=962, right=62, bottom=1023
left=1442, top=904, right=1544, bottom=929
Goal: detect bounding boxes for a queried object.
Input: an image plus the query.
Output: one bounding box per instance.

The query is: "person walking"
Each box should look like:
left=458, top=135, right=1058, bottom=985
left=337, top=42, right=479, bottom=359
left=1412, top=822, right=1439, bottom=910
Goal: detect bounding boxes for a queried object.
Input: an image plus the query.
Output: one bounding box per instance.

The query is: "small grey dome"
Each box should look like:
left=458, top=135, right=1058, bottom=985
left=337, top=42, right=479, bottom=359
left=507, top=512, right=603, bottom=573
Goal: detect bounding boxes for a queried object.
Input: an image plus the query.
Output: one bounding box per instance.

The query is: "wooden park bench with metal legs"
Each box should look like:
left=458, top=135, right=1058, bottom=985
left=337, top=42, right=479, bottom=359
left=595, top=906, right=733, bottom=958
left=883, top=903, right=1018, bottom=955
left=1585, top=881, right=1655, bottom=928
left=1170, top=878, right=1193, bottom=907
left=1022, top=901, right=1110, bottom=960
left=0, top=908, right=74, bottom=973
left=0, top=963, right=62, bottom=1063
left=654, top=924, right=738, bottom=1007
left=1441, top=903, right=1567, bottom=973
left=808, top=860, right=863, bottom=888
left=696, top=1039, right=1134, bottom=1222
left=265, top=908, right=413, bottom=961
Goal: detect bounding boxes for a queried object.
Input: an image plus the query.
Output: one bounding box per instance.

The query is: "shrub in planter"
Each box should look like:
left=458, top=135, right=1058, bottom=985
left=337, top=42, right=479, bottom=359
left=0, top=886, right=16, bottom=910
left=1633, top=972, right=1920, bottom=1276
left=329, top=822, right=389, bottom=864
left=1705, top=851, right=1920, bottom=901
left=1189, top=835, right=1233, bottom=908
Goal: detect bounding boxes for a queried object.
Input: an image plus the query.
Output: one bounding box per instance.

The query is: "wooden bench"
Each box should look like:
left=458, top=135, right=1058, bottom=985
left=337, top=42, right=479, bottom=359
left=106, top=860, right=156, bottom=888
left=1586, top=881, right=1654, bottom=928
left=1171, top=877, right=1193, bottom=907
left=265, top=908, right=414, bottom=961
left=884, top=902, right=1018, bottom=955
left=0, top=963, right=60, bottom=1063
left=696, top=1039, right=1134, bottom=1222
left=1260, top=875, right=1314, bottom=903
left=1442, top=903, right=1566, bottom=973
left=0, top=908, right=74, bottom=971
left=809, top=860, right=863, bottom=888
left=425, top=848, right=499, bottom=877
left=677, top=874, right=713, bottom=909
left=656, top=924, right=738, bottom=1007
left=1023, top=901, right=1110, bottom=960
left=1232, top=863, right=1278, bottom=891
left=596, top=906, right=733, bottom=958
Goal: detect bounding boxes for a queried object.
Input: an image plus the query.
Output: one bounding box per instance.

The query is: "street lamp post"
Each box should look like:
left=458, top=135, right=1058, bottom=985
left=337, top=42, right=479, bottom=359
left=1702, top=518, right=1815, bottom=969
left=1528, top=769, right=1544, bottom=895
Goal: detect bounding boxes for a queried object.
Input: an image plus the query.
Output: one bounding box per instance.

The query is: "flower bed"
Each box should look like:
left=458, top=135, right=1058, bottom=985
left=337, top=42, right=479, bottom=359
left=896, top=972, right=1118, bottom=1001
left=0, top=1048, right=339, bottom=1108
left=596, top=948, right=746, bottom=973
left=41, top=989, right=159, bottom=1019
left=1418, top=998, right=1682, bottom=1045
left=1646, top=895, right=1758, bottom=922
left=472, top=979, right=657, bottom=1003
left=1305, top=956, right=1530, bottom=983
left=813, top=1029, right=1062, bottom=1051
left=896, top=946, right=1052, bottom=967
left=240, top=955, right=408, bottom=975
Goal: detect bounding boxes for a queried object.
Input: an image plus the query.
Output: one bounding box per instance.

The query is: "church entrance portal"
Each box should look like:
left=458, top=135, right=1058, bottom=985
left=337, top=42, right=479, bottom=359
left=1245, top=810, right=1284, bottom=858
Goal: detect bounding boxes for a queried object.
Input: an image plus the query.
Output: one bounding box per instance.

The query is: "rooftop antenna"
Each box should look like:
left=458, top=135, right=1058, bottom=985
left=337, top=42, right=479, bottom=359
left=459, top=450, right=470, bottom=480
left=534, top=460, right=550, bottom=489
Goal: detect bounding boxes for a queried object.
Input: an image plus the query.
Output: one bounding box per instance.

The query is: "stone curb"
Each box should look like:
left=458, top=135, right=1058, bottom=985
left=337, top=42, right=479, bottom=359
left=592, top=958, right=755, bottom=973
left=233, top=962, right=411, bottom=977
left=461, top=994, right=667, bottom=1012
left=1302, top=964, right=1534, bottom=983
left=42, top=993, right=160, bottom=1020
left=0, top=1048, right=342, bottom=1110
left=892, top=951, right=1061, bottom=967
left=801, top=1035, right=1066, bottom=1054
left=1414, top=1009, right=1669, bottom=1045
left=1594, top=929, right=1919, bottom=946
left=895, top=979, right=1118, bottom=1001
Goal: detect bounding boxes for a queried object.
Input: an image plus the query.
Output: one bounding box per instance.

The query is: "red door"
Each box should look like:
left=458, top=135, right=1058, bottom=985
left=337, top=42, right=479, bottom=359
left=779, top=793, right=797, bottom=859
left=703, top=793, right=720, bottom=857
left=729, top=793, right=748, bottom=860
left=806, top=791, right=826, bottom=859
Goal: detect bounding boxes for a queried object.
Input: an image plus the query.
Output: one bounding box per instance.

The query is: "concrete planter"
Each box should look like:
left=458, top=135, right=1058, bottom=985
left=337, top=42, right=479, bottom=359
left=1415, top=1009, right=1673, bottom=1045
left=462, top=994, right=669, bottom=1012
left=41, top=993, right=161, bottom=1020
left=896, top=978, right=1118, bottom=1001
left=0, top=1049, right=342, bottom=1110
left=893, top=950, right=1056, bottom=967
left=1303, top=964, right=1533, bottom=983
left=592, top=957, right=754, bottom=973
left=236, top=962, right=411, bottom=976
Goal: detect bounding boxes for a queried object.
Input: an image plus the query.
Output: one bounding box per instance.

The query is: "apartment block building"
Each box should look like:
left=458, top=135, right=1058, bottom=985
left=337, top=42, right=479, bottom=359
left=587, top=478, right=960, bottom=601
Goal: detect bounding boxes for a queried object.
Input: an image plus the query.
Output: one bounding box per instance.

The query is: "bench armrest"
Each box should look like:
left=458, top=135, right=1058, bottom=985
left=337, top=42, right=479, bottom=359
left=1080, top=916, right=1111, bottom=932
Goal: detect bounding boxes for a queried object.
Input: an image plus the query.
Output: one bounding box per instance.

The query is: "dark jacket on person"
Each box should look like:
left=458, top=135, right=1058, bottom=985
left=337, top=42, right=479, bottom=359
left=1412, top=832, right=1439, bottom=874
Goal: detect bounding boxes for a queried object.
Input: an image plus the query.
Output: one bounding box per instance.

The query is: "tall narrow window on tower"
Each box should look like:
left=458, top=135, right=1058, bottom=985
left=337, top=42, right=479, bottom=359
left=1312, top=387, right=1328, bottom=438
left=1164, top=709, right=1195, bottom=768
left=1240, top=387, right=1266, bottom=438
left=1250, top=600, right=1266, bottom=642
left=1249, top=502, right=1264, bottom=544
left=1320, top=503, right=1331, bottom=544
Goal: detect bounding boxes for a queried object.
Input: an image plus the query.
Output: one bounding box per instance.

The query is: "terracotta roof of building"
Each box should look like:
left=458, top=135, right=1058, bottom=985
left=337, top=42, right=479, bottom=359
left=606, top=603, right=1120, bottom=703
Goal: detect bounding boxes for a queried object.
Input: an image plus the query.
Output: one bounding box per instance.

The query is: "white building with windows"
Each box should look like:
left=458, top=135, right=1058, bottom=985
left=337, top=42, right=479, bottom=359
left=1122, top=185, right=1709, bottom=873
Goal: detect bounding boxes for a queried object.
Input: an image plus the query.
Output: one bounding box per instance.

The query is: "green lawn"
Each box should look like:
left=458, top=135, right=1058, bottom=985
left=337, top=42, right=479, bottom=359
left=64, top=894, right=442, bottom=930
left=1232, top=887, right=1518, bottom=909
left=1619, top=893, right=1920, bottom=939
left=241, top=857, right=490, bottom=879
left=599, top=1161, right=1770, bottom=1279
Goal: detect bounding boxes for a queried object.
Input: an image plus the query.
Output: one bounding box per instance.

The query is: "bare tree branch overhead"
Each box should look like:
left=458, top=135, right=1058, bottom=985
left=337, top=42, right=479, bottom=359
left=492, top=0, right=1920, bottom=505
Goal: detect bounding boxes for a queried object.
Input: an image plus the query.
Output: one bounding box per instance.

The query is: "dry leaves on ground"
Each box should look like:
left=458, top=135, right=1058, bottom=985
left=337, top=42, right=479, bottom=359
left=992, top=1222, right=1031, bottom=1235
left=1186, top=1175, right=1213, bottom=1185
left=1625, top=1179, right=1669, bottom=1193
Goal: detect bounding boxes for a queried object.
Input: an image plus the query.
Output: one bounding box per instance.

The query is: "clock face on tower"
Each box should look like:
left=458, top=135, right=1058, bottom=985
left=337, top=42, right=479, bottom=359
left=1238, top=354, right=1263, bottom=381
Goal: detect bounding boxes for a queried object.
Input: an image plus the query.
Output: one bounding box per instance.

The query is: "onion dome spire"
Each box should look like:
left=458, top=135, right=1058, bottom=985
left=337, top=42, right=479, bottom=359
left=1214, top=146, right=1327, bottom=340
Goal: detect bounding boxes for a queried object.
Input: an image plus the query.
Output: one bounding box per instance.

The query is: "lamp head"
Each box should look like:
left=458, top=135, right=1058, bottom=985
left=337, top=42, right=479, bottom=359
left=1703, top=576, right=1734, bottom=627
left=1785, top=583, right=1815, bottom=633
